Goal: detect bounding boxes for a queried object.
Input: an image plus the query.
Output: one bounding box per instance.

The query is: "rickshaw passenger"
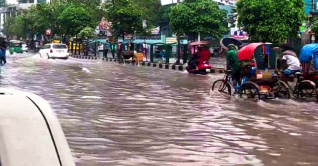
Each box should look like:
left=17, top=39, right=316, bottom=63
left=226, top=44, right=241, bottom=87
left=281, top=44, right=301, bottom=76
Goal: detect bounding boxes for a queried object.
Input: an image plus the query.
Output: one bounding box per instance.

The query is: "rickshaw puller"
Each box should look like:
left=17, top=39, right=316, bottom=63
left=226, top=44, right=241, bottom=87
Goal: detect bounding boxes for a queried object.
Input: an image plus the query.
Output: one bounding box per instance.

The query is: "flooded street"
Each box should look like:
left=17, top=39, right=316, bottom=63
left=1, top=53, right=318, bottom=166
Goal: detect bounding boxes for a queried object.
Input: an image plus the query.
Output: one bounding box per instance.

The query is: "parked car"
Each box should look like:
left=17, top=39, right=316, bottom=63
left=39, top=43, right=69, bottom=59
left=0, top=88, right=75, bottom=166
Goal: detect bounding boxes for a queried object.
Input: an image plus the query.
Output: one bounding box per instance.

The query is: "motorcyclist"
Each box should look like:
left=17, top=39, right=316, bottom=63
left=197, top=45, right=211, bottom=65
left=188, top=45, right=211, bottom=70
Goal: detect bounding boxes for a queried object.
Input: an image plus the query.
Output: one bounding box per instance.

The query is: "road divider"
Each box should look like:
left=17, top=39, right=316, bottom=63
left=70, top=55, right=225, bottom=74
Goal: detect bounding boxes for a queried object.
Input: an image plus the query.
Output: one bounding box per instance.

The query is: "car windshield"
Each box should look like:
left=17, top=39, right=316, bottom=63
left=53, top=45, right=67, bottom=49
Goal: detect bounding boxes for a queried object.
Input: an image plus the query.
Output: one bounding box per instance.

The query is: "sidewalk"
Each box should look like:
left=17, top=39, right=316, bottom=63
left=73, top=52, right=226, bottom=69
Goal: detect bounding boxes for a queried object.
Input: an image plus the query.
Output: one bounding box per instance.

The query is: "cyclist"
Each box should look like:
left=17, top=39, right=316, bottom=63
left=226, top=44, right=241, bottom=87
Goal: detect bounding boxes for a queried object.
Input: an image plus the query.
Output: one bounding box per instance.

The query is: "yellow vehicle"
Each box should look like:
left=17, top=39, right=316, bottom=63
left=52, top=36, right=62, bottom=44
left=68, top=42, right=83, bottom=51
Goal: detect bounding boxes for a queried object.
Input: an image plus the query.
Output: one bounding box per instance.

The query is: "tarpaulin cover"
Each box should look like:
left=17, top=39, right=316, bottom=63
left=238, top=43, right=264, bottom=61
left=299, top=43, right=318, bottom=63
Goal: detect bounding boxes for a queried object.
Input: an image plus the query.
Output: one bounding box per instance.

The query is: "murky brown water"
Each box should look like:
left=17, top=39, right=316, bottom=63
left=1, top=54, right=318, bottom=166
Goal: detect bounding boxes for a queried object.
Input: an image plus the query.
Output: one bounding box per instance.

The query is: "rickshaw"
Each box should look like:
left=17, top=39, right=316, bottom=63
left=9, top=40, right=23, bottom=54
left=212, top=42, right=289, bottom=99
left=276, top=43, right=318, bottom=102
left=186, top=41, right=212, bottom=75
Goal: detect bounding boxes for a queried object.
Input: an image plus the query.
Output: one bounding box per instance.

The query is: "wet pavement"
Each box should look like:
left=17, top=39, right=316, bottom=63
left=1, top=53, right=318, bottom=166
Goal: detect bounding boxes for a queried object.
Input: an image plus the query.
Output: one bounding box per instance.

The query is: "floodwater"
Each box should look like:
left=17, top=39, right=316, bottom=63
left=1, top=53, right=318, bottom=166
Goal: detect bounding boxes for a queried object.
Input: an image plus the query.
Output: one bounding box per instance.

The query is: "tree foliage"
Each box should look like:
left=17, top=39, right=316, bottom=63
left=58, top=5, right=92, bottom=36
left=131, top=0, right=161, bottom=27
left=0, top=0, right=6, bottom=7
left=237, top=0, right=305, bottom=43
left=169, top=0, right=227, bottom=38
left=79, top=27, right=95, bottom=39
left=106, top=0, right=143, bottom=39
left=4, top=0, right=101, bottom=40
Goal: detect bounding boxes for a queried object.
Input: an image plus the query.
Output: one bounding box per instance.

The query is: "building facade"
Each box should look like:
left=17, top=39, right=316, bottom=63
left=0, top=0, right=49, bottom=36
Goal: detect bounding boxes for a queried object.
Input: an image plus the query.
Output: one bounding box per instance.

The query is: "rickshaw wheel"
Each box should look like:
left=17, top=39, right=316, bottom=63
left=297, top=81, right=318, bottom=102
left=238, top=82, right=260, bottom=99
left=212, top=79, right=231, bottom=95
left=271, top=81, right=291, bottom=99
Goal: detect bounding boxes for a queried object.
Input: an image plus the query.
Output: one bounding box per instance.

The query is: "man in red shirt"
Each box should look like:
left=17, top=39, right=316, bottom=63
left=197, top=46, right=211, bottom=65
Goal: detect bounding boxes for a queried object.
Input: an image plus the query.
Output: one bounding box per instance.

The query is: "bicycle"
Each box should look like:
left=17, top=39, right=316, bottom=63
left=272, top=71, right=318, bottom=102
left=212, top=69, right=291, bottom=100
left=211, top=70, right=242, bottom=95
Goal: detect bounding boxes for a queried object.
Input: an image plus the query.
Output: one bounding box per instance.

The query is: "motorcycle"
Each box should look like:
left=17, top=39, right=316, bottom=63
left=186, top=61, right=212, bottom=75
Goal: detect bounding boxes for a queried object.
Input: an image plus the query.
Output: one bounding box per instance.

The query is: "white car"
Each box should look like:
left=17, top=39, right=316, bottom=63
left=39, top=43, right=69, bottom=59
left=22, top=42, right=28, bottom=52
left=0, top=88, right=76, bottom=166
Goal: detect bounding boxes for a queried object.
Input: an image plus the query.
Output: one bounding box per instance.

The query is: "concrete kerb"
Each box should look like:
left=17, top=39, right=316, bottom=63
left=70, top=55, right=225, bottom=73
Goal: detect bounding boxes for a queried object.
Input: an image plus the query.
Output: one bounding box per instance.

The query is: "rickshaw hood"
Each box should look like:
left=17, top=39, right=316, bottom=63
left=299, top=43, right=318, bottom=63
left=238, top=43, right=264, bottom=61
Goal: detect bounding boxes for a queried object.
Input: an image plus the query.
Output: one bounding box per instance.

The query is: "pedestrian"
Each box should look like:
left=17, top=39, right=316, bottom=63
left=214, top=47, right=219, bottom=58
left=104, top=43, right=108, bottom=58
left=209, top=46, right=214, bottom=57
left=0, top=41, right=7, bottom=66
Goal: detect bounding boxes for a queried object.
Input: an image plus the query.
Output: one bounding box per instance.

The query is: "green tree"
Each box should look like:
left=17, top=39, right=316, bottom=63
left=3, top=16, right=15, bottom=39
left=58, top=5, right=93, bottom=36
left=107, top=0, right=143, bottom=40
left=169, top=0, right=227, bottom=64
left=79, top=27, right=95, bottom=39
left=0, top=0, right=6, bottom=7
left=237, top=0, right=305, bottom=43
left=132, top=0, right=161, bottom=27
left=157, top=4, right=175, bottom=36
left=66, top=0, right=104, bottom=26
left=170, top=0, right=227, bottom=39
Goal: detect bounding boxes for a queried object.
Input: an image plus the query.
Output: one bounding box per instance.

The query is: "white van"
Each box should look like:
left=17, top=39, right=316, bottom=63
left=39, top=43, right=69, bottom=59
left=0, top=88, right=75, bottom=166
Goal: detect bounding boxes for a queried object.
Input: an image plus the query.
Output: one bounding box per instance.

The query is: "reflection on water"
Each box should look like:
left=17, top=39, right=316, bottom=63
left=1, top=55, right=318, bottom=165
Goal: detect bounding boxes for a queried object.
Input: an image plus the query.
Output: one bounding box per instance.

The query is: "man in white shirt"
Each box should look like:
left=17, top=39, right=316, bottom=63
left=281, top=44, right=301, bottom=76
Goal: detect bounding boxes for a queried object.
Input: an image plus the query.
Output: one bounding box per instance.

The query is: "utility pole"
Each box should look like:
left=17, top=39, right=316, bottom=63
left=311, top=0, right=316, bottom=43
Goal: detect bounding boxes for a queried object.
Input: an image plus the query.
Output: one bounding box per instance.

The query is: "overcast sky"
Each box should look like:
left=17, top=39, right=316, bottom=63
left=7, top=0, right=17, bottom=4
left=160, top=0, right=182, bottom=5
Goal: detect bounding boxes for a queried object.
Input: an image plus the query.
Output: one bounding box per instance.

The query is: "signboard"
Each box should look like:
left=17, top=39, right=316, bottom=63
left=152, top=27, right=160, bottom=35
left=231, top=29, right=248, bottom=40
left=98, top=17, right=112, bottom=36
left=46, top=29, right=51, bottom=36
